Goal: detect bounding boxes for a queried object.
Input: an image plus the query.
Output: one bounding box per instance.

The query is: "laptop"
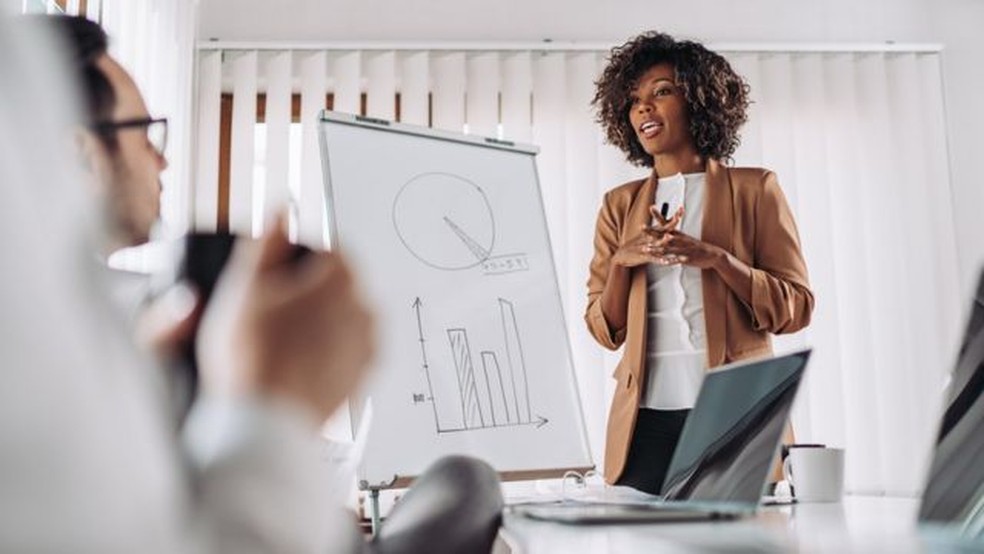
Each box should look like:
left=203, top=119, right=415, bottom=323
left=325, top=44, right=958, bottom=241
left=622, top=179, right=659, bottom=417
left=918, top=271, right=984, bottom=542
left=515, top=348, right=811, bottom=523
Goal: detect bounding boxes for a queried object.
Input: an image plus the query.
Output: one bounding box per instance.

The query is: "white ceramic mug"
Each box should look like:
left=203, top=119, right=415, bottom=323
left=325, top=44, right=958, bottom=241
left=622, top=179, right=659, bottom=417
left=782, top=446, right=845, bottom=502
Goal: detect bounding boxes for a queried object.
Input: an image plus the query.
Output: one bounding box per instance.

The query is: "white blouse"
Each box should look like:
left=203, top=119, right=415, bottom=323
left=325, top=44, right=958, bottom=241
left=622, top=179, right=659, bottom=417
left=641, top=172, right=709, bottom=410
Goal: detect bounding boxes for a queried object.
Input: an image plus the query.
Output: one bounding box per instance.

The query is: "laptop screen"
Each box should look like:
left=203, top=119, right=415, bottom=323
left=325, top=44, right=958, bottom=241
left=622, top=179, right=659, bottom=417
left=660, top=350, right=811, bottom=504
left=918, top=272, right=984, bottom=538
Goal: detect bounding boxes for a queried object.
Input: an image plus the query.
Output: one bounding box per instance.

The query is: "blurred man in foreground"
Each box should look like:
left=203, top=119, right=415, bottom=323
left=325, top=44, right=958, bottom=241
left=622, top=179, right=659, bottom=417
left=0, top=12, right=502, bottom=553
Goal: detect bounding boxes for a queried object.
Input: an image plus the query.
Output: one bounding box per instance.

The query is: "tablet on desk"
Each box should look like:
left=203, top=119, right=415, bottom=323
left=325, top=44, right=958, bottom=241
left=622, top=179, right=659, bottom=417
left=512, top=501, right=740, bottom=524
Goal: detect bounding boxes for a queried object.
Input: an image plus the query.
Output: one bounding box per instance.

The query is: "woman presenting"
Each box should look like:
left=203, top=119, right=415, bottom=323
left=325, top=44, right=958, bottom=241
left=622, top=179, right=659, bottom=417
left=586, top=31, right=814, bottom=493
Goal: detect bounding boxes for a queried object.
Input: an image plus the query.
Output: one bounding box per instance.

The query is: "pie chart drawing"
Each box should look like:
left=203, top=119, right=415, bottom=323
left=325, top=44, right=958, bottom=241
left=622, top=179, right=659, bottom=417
left=392, top=172, right=496, bottom=271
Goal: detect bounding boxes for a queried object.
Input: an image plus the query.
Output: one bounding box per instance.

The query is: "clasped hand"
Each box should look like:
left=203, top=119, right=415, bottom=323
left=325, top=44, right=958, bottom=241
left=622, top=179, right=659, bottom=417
left=612, top=205, right=723, bottom=270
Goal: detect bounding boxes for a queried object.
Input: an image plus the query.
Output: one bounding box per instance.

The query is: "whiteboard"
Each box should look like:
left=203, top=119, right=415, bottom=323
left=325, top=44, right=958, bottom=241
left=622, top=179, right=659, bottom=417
left=318, top=111, right=592, bottom=488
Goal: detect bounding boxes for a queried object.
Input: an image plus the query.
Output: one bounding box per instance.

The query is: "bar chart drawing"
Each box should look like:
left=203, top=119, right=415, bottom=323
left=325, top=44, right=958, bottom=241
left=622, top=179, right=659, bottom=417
left=413, top=296, right=547, bottom=434
left=447, top=328, right=487, bottom=429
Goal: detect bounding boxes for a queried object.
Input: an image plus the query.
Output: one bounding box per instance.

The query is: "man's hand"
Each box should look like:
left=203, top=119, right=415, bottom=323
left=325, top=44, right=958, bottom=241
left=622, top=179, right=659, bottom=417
left=197, top=215, right=376, bottom=422
left=136, top=283, right=201, bottom=362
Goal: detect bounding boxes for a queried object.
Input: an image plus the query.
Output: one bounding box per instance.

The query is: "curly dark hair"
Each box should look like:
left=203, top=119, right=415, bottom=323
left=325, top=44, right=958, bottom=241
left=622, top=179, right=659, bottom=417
left=592, top=32, right=750, bottom=167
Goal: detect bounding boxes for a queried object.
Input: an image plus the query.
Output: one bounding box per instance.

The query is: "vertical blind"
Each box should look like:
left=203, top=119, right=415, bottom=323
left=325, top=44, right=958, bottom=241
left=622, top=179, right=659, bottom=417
left=194, top=45, right=960, bottom=496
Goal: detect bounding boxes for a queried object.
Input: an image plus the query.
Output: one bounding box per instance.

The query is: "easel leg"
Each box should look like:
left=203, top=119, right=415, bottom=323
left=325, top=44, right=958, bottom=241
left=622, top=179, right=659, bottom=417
left=369, top=488, right=382, bottom=536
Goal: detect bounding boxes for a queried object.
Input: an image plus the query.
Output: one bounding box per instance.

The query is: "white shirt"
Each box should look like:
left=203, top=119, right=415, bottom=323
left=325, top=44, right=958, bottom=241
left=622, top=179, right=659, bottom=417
left=641, top=172, right=709, bottom=410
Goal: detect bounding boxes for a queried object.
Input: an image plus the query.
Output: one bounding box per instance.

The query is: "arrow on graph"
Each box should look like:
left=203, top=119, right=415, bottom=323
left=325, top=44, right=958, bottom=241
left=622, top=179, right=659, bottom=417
left=413, top=297, right=440, bottom=430
left=535, top=415, right=549, bottom=429
left=443, top=215, right=490, bottom=261
left=412, top=297, right=429, bottom=369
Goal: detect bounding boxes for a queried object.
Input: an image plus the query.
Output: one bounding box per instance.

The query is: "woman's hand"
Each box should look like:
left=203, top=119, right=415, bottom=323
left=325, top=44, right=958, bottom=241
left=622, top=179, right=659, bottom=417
left=648, top=206, right=757, bottom=315
left=611, top=205, right=683, bottom=268
left=651, top=230, right=726, bottom=269
left=647, top=206, right=725, bottom=269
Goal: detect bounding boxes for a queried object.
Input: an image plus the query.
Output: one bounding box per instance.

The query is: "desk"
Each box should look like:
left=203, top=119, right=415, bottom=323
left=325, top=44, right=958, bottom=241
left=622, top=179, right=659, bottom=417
left=497, top=495, right=929, bottom=553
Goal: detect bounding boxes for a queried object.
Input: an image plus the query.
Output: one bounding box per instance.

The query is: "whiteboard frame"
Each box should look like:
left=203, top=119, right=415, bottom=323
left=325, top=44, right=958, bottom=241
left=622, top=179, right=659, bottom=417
left=317, top=110, right=594, bottom=489
left=319, top=110, right=539, bottom=253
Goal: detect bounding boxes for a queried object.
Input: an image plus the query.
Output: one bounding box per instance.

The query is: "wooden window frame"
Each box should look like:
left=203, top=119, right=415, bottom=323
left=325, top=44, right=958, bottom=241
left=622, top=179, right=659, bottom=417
left=49, top=0, right=90, bottom=15
left=216, top=92, right=409, bottom=230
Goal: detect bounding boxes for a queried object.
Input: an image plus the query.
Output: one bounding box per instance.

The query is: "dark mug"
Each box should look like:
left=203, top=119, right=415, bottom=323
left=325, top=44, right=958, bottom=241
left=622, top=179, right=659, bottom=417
left=169, top=232, right=310, bottom=410
left=177, top=233, right=238, bottom=395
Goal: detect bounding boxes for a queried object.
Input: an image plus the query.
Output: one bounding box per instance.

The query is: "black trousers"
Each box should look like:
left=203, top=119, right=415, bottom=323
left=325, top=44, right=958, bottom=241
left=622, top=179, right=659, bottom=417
left=615, top=408, right=691, bottom=495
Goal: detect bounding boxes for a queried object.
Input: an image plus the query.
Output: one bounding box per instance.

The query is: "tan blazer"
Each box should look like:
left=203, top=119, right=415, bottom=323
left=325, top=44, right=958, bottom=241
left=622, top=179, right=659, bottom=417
left=584, top=159, right=815, bottom=484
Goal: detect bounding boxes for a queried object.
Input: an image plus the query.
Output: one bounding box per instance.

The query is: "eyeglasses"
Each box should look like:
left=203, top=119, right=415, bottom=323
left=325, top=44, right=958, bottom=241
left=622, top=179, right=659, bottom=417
left=91, top=117, right=168, bottom=157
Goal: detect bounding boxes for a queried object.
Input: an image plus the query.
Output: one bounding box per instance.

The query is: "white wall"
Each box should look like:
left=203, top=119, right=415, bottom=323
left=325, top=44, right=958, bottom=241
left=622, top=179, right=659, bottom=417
left=200, top=0, right=984, bottom=300
left=928, top=1, right=984, bottom=304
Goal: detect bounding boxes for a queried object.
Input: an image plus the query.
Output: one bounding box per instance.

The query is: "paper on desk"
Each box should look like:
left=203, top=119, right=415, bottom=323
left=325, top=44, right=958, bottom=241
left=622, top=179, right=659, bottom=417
left=506, top=475, right=660, bottom=506
left=572, top=484, right=661, bottom=505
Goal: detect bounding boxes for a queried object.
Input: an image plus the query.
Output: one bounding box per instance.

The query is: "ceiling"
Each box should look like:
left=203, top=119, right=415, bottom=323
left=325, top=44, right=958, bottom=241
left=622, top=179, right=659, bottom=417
left=198, top=0, right=937, bottom=45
